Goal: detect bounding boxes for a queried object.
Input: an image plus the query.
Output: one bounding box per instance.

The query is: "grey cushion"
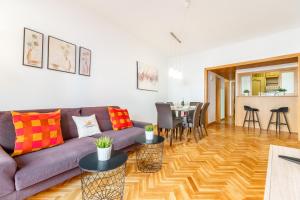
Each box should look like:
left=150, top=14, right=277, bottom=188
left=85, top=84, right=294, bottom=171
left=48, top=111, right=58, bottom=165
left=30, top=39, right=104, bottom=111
left=14, top=137, right=96, bottom=190
left=81, top=106, right=118, bottom=132
left=92, top=127, right=144, bottom=150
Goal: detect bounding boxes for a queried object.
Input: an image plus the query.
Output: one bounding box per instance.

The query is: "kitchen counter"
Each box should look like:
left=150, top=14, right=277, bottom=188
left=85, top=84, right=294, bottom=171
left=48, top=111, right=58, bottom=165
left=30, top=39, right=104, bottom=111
left=235, top=96, right=298, bottom=133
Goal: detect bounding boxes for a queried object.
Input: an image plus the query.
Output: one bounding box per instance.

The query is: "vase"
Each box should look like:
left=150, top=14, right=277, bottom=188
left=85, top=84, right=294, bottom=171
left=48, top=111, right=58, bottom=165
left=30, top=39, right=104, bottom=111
left=97, top=145, right=112, bottom=161
left=145, top=131, right=154, bottom=140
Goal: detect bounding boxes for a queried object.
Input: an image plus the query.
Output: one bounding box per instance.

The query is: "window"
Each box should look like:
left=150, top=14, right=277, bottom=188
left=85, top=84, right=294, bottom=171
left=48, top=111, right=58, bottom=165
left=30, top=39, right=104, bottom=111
left=240, top=75, right=251, bottom=95
left=281, top=71, right=295, bottom=94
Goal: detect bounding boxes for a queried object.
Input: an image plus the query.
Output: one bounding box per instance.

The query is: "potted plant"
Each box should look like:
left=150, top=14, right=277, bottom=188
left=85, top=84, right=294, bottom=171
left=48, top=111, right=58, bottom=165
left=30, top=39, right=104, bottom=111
left=277, top=88, right=287, bottom=96
left=145, top=125, right=154, bottom=140
left=243, top=89, right=250, bottom=96
left=95, top=136, right=113, bottom=161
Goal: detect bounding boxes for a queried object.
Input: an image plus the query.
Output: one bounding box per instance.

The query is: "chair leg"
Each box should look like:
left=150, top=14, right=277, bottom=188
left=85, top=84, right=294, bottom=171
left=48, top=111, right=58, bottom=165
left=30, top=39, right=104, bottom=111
left=197, top=126, right=202, bottom=139
left=202, top=124, right=208, bottom=136
left=166, top=129, right=169, bottom=138
left=283, top=112, right=291, bottom=134
left=267, top=112, right=273, bottom=133
left=170, top=129, right=174, bottom=146
left=193, top=127, right=198, bottom=142
left=243, top=111, right=248, bottom=127
left=157, top=126, right=160, bottom=136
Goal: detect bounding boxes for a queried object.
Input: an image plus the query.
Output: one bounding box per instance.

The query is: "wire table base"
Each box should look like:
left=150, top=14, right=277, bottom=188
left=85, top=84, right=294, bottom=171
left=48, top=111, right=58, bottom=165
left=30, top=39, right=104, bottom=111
left=136, top=142, right=164, bottom=173
left=80, top=163, right=126, bottom=200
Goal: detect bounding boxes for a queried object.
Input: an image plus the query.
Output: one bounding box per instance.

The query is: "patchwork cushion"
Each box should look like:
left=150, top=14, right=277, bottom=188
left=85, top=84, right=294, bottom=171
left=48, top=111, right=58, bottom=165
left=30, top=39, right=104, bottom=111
left=11, top=110, right=64, bottom=157
left=108, top=107, right=133, bottom=131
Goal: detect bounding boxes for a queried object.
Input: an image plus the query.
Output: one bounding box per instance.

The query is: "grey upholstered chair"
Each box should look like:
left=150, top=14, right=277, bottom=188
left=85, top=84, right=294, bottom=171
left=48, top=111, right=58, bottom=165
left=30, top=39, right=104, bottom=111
left=200, top=102, right=210, bottom=136
left=187, top=103, right=203, bottom=142
left=155, top=103, right=183, bottom=146
left=188, top=102, right=203, bottom=124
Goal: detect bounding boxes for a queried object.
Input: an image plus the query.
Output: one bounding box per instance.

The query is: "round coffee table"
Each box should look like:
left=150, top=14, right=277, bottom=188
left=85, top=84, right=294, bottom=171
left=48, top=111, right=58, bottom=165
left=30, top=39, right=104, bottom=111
left=79, top=151, right=128, bottom=200
left=135, top=135, right=165, bottom=173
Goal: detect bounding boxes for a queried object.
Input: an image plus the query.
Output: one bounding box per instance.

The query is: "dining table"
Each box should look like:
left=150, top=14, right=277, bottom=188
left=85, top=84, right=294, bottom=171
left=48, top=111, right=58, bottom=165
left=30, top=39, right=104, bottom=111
left=171, top=105, right=196, bottom=112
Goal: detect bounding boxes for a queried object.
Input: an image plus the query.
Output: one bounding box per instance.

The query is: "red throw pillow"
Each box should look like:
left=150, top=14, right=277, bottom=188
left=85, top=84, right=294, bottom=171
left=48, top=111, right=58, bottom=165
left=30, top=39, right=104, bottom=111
left=108, top=107, right=133, bottom=131
left=11, top=110, right=64, bottom=157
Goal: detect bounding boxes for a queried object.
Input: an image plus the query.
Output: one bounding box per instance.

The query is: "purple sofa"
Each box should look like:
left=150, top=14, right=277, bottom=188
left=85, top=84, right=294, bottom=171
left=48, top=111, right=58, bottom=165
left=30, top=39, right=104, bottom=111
left=0, top=106, right=149, bottom=200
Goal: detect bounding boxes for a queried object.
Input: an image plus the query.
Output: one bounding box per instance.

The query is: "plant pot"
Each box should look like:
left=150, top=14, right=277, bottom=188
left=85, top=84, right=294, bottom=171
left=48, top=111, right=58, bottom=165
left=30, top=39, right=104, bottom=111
left=97, top=145, right=112, bottom=161
left=145, top=131, right=154, bottom=140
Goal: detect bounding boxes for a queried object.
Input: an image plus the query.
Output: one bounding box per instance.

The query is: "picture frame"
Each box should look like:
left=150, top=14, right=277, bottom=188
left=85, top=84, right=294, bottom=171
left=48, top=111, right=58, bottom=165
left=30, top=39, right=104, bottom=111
left=79, top=47, right=91, bottom=76
left=23, top=28, right=44, bottom=68
left=47, top=36, right=76, bottom=74
left=137, top=61, right=159, bottom=92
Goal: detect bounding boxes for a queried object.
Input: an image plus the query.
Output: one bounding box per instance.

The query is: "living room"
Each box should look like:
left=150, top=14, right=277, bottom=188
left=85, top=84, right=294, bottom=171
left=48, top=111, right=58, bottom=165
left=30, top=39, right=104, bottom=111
left=1, top=0, right=300, bottom=200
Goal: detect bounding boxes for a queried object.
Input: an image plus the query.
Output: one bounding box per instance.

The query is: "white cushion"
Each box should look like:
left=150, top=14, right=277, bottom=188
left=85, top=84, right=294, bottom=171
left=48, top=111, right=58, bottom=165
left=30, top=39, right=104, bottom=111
left=72, top=115, right=101, bottom=138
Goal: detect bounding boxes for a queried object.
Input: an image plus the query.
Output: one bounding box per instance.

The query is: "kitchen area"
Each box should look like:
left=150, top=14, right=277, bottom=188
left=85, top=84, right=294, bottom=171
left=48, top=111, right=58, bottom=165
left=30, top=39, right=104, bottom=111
left=236, top=63, right=298, bottom=133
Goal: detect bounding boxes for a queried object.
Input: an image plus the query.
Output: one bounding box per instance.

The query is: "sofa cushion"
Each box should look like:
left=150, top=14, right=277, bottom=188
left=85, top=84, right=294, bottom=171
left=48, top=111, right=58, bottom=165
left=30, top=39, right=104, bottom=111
left=60, top=108, right=81, bottom=140
left=11, top=110, right=64, bottom=157
left=81, top=107, right=119, bottom=132
left=0, top=108, right=80, bottom=153
left=14, top=137, right=96, bottom=190
left=108, top=107, right=133, bottom=130
left=92, top=127, right=144, bottom=150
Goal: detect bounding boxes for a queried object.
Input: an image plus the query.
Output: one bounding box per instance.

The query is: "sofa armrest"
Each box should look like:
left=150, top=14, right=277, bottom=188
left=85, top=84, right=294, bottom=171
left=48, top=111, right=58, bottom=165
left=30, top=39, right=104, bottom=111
left=0, top=146, right=17, bottom=197
left=132, top=120, right=151, bottom=129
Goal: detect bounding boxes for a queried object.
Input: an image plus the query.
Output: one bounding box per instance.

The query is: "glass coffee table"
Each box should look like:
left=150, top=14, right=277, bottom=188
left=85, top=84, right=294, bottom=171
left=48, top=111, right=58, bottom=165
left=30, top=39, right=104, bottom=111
left=135, top=135, right=165, bottom=173
left=79, top=151, right=128, bottom=200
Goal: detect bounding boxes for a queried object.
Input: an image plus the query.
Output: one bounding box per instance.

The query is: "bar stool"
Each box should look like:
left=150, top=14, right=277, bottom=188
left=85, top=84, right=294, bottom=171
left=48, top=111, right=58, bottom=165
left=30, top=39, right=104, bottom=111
left=267, top=107, right=291, bottom=134
left=242, top=105, right=261, bottom=131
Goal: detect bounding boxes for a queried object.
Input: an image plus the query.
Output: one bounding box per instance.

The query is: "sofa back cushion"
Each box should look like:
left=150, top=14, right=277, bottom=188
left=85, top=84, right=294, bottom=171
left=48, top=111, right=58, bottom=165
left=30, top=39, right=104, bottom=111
left=0, top=108, right=80, bottom=153
left=81, top=107, right=118, bottom=132
left=11, top=110, right=64, bottom=157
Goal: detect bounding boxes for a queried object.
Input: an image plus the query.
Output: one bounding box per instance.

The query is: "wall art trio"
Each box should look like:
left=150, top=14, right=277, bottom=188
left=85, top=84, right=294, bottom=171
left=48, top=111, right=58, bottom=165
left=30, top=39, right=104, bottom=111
left=23, top=27, right=91, bottom=76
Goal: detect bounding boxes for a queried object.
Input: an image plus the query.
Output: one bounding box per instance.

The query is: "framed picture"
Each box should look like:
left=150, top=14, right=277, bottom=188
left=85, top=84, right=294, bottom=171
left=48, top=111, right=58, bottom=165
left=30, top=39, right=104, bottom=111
left=23, top=28, right=44, bottom=68
left=79, top=47, right=91, bottom=76
left=137, top=61, right=159, bottom=91
left=47, top=36, right=76, bottom=74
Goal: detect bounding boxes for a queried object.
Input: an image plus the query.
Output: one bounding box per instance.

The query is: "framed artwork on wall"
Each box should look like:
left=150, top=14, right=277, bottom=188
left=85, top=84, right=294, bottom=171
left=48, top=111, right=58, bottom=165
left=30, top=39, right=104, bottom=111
left=23, top=28, right=44, bottom=68
left=79, top=47, right=91, bottom=76
left=47, top=36, right=76, bottom=74
left=137, top=61, right=159, bottom=91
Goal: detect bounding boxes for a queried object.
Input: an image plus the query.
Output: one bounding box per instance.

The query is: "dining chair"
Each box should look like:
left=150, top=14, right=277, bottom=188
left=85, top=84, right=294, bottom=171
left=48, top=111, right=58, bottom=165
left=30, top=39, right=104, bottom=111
left=188, top=102, right=203, bottom=125
left=186, top=103, right=202, bottom=142
left=200, top=102, right=210, bottom=136
left=155, top=103, right=183, bottom=146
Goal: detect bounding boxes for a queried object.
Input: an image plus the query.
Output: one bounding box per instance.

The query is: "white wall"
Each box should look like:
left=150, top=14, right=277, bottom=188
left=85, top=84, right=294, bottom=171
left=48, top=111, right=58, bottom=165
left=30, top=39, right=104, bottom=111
left=167, top=27, right=300, bottom=122
left=0, top=0, right=168, bottom=123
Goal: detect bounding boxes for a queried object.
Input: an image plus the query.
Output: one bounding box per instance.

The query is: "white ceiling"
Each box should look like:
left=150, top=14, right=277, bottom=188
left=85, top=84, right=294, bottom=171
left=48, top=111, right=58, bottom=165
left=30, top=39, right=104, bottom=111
left=86, top=0, right=300, bottom=55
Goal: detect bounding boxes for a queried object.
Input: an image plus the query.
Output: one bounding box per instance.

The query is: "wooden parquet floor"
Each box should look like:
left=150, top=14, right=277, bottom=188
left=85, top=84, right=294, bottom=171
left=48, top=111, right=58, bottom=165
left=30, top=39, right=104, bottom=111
left=28, top=124, right=300, bottom=200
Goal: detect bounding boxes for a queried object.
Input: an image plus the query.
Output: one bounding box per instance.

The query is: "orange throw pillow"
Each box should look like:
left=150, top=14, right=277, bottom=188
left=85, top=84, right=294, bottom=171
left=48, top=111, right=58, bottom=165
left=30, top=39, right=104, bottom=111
left=11, top=110, right=64, bottom=157
left=108, top=107, right=133, bottom=131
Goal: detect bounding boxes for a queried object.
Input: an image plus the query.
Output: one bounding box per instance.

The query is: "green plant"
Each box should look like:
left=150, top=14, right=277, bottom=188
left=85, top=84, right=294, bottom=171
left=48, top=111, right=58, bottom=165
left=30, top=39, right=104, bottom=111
left=145, top=125, right=154, bottom=132
left=95, top=136, right=113, bottom=148
left=277, top=88, right=287, bottom=92
left=243, top=89, right=250, bottom=94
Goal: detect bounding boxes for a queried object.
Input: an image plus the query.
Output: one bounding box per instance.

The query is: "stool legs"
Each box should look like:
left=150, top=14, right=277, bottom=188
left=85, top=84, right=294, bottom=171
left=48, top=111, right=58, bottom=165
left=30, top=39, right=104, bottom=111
left=267, top=112, right=274, bottom=133
left=243, top=110, right=261, bottom=131
left=243, top=111, right=248, bottom=127
left=283, top=113, right=291, bottom=134
left=267, top=111, right=291, bottom=134
left=255, top=111, right=262, bottom=130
